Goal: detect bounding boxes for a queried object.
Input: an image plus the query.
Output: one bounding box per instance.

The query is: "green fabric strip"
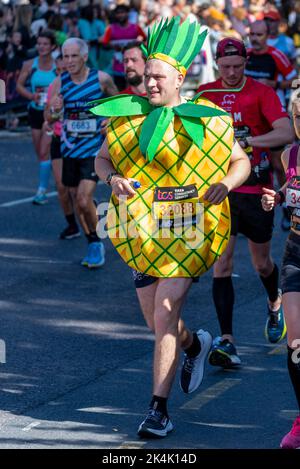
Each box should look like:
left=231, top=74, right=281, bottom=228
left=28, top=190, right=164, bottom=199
left=174, top=103, right=229, bottom=118
left=89, top=94, right=153, bottom=117
left=139, top=106, right=174, bottom=161
left=180, top=116, right=204, bottom=150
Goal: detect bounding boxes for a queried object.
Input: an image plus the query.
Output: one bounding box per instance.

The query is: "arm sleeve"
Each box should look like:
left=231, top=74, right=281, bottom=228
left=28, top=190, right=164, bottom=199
left=260, top=85, right=288, bottom=125
left=102, top=26, right=112, bottom=44
left=271, top=48, right=297, bottom=80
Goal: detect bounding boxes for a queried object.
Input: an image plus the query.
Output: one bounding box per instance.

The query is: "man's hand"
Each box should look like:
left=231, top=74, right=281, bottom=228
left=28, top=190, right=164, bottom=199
left=203, top=182, right=229, bottom=205
left=111, top=176, right=136, bottom=199
left=100, top=119, right=109, bottom=136
left=52, top=94, right=64, bottom=112
left=261, top=187, right=279, bottom=211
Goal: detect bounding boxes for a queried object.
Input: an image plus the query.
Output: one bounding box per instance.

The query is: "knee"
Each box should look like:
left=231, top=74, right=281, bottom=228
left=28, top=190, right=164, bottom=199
left=145, top=316, right=155, bottom=333
left=214, top=254, right=233, bottom=277
left=253, top=259, right=271, bottom=277
left=154, top=305, right=178, bottom=332
left=76, top=193, right=89, bottom=211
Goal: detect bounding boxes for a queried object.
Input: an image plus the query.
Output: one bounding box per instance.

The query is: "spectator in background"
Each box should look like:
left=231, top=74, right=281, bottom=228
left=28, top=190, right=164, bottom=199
left=48, top=13, right=68, bottom=46
left=13, top=4, right=35, bottom=51
left=63, top=11, right=80, bottom=38
left=78, top=5, right=105, bottom=69
left=4, top=31, right=26, bottom=104
left=230, top=7, right=250, bottom=40
left=101, top=4, right=146, bottom=90
left=265, top=10, right=297, bottom=64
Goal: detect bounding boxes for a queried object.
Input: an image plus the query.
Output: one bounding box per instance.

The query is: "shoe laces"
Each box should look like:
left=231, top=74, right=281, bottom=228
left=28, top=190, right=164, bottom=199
left=183, top=355, right=195, bottom=373
left=89, top=243, right=100, bottom=257
left=147, top=408, right=165, bottom=423
left=269, top=312, right=279, bottom=327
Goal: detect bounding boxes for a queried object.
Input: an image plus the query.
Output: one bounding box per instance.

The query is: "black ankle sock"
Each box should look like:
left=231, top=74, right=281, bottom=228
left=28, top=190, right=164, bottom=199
left=213, top=277, right=234, bottom=336
left=185, top=332, right=201, bottom=358
left=149, top=395, right=168, bottom=417
left=260, top=264, right=279, bottom=303
left=65, top=213, right=77, bottom=228
left=287, top=346, right=300, bottom=411
left=86, top=231, right=100, bottom=244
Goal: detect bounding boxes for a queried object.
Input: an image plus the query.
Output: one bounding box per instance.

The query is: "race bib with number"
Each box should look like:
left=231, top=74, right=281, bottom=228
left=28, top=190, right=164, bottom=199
left=152, top=185, right=200, bottom=228
left=286, top=177, right=300, bottom=209
left=36, top=87, right=48, bottom=107
left=66, top=118, right=97, bottom=134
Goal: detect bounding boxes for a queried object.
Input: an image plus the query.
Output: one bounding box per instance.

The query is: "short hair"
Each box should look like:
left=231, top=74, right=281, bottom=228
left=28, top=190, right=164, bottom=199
left=123, top=41, right=146, bottom=61
left=62, top=38, right=89, bottom=57
left=38, top=29, right=56, bottom=46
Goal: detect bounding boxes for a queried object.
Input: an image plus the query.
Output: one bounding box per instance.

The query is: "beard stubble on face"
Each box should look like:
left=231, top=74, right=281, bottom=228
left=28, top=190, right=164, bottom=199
left=127, top=74, right=143, bottom=86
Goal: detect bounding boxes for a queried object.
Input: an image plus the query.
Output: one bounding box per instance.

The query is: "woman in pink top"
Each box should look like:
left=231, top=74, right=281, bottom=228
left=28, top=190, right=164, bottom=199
left=262, top=99, right=300, bottom=449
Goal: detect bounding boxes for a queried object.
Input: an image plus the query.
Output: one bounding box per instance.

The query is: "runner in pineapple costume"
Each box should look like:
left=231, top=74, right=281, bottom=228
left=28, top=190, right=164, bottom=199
left=94, top=17, right=250, bottom=438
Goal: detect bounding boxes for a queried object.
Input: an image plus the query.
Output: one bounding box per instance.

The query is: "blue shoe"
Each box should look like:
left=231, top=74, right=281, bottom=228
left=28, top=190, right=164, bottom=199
left=32, top=191, right=48, bottom=205
left=265, top=290, right=286, bottom=343
left=87, top=242, right=105, bottom=269
left=209, top=337, right=241, bottom=368
left=81, top=255, right=89, bottom=267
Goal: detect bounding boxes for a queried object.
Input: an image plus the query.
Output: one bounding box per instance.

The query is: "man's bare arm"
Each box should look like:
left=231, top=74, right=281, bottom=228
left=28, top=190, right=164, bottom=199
left=247, top=117, right=294, bottom=148
left=95, top=139, right=135, bottom=198
left=98, top=71, right=118, bottom=96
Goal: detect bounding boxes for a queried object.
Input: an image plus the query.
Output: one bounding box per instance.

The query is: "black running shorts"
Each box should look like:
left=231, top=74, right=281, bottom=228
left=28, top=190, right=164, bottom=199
left=50, top=135, right=61, bottom=160
left=132, top=270, right=200, bottom=289
left=62, top=157, right=98, bottom=187
left=229, top=192, right=274, bottom=243
left=28, top=106, right=44, bottom=130
left=281, top=231, right=300, bottom=294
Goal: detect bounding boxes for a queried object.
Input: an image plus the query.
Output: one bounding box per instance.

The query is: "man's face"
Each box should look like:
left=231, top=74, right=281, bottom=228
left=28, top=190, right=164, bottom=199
left=123, top=47, right=145, bottom=86
left=265, top=18, right=279, bottom=37
left=217, top=55, right=246, bottom=87
left=63, top=44, right=87, bottom=75
left=249, top=22, right=268, bottom=50
left=115, top=9, right=128, bottom=25
left=144, top=59, right=182, bottom=106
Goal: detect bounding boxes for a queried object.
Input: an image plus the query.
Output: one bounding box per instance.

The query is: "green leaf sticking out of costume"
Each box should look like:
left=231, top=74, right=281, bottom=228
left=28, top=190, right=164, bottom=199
left=139, top=106, right=174, bottom=162
left=89, top=94, right=153, bottom=117
left=180, top=116, right=204, bottom=150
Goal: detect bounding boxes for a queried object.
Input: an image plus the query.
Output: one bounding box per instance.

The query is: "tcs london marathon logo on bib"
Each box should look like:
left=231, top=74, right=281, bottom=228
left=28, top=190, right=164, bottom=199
left=0, top=79, right=6, bottom=103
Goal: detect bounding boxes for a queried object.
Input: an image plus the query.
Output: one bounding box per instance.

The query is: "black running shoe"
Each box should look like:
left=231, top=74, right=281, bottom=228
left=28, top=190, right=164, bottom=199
left=137, top=409, right=173, bottom=438
left=59, top=225, right=80, bottom=240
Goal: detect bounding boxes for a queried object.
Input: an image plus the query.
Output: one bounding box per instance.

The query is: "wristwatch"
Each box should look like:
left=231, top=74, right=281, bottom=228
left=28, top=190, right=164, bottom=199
left=239, top=137, right=249, bottom=149
left=105, top=172, right=119, bottom=185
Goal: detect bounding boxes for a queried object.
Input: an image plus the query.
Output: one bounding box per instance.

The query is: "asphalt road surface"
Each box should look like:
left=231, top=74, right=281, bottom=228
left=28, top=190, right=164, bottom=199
left=0, top=135, right=297, bottom=449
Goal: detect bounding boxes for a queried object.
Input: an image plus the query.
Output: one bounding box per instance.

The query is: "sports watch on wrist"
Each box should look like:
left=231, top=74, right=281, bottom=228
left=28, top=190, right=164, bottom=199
left=105, top=172, right=119, bottom=186
left=240, top=137, right=249, bottom=149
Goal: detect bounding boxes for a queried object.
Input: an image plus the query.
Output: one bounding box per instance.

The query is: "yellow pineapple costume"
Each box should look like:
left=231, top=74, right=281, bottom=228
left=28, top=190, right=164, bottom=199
left=90, top=17, right=234, bottom=278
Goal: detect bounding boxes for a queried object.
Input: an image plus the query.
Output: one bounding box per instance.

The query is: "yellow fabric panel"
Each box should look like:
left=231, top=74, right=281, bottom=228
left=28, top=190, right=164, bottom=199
left=106, top=98, right=233, bottom=277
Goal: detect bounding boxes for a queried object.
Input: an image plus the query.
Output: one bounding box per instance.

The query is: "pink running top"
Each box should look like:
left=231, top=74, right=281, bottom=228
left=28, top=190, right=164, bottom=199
left=47, top=84, right=62, bottom=137
left=286, top=144, right=298, bottom=180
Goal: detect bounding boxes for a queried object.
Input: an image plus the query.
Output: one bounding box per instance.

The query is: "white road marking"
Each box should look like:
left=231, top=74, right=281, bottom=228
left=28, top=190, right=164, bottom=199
left=268, top=344, right=286, bottom=355
left=0, top=192, right=58, bottom=208
left=22, top=421, right=41, bottom=432
left=0, top=180, right=104, bottom=208
left=181, top=378, right=242, bottom=410
left=117, top=441, right=146, bottom=449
